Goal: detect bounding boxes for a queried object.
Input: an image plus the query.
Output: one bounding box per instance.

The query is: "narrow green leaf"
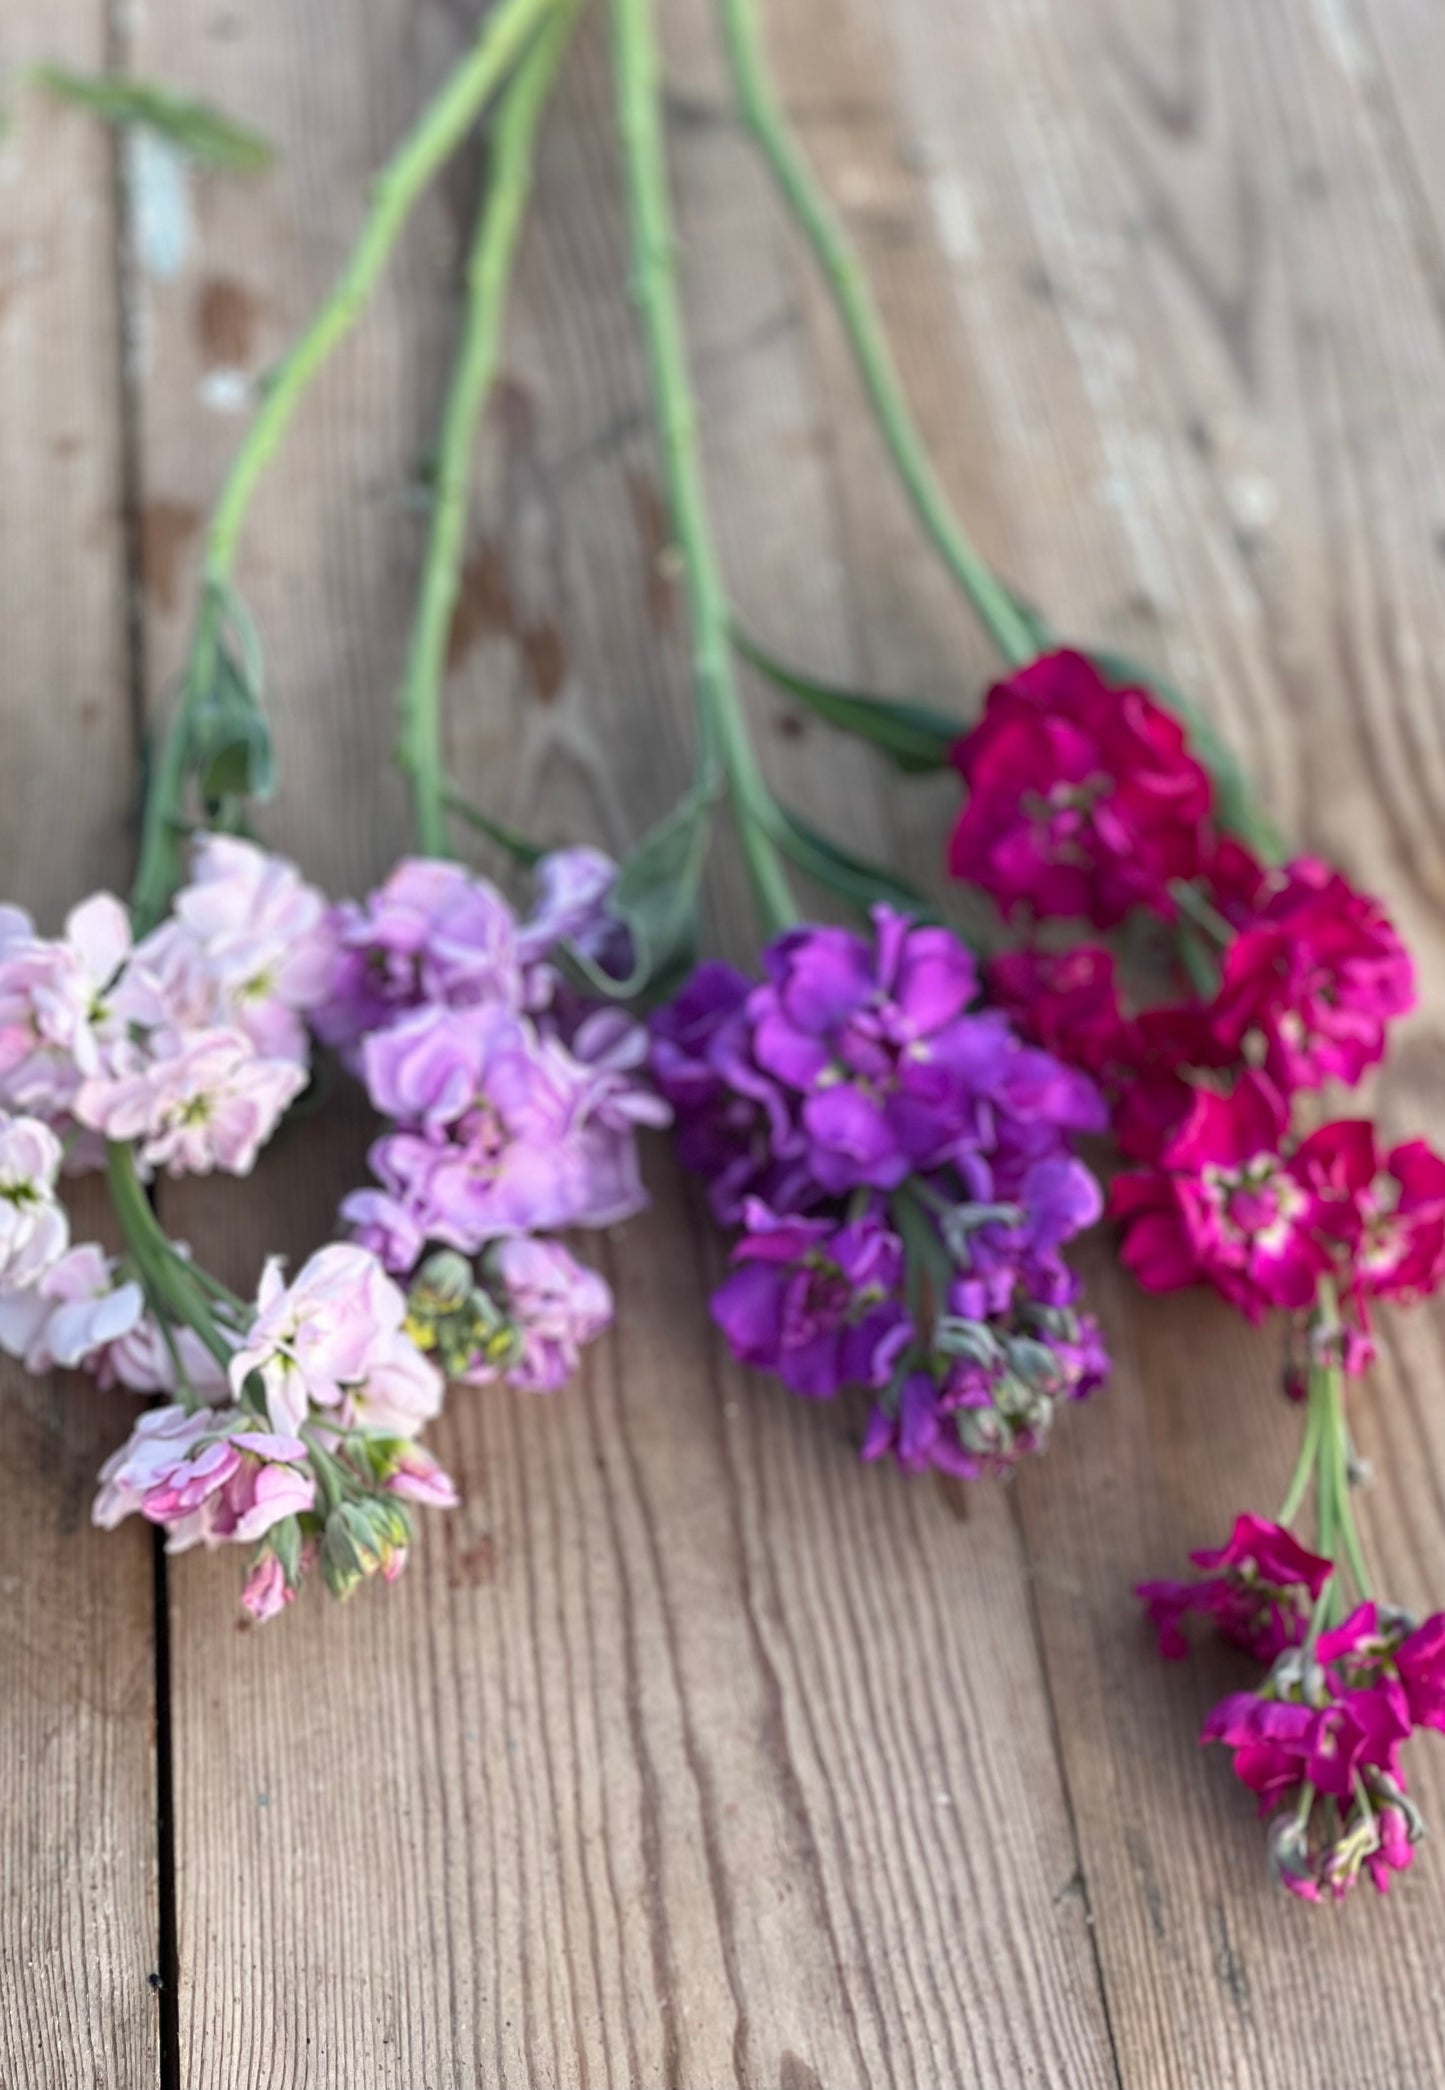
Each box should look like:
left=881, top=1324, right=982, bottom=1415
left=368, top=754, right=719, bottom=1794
left=31, top=65, right=275, bottom=172
left=191, top=584, right=276, bottom=812
left=444, top=791, right=546, bottom=868
left=568, top=787, right=715, bottom=1001
left=733, top=625, right=960, bottom=774
left=763, top=800, right=935, bottom=919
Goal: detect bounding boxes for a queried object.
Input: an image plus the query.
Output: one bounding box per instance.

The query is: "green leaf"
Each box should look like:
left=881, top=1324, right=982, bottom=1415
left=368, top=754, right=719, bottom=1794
left=190, top=584, right=276, bottom=811
left=733, top=625, right=960, bottom=774
left=568, top=787, right=715, bottom=1002
left=31, top=65, right=275, bottom=172
left=763, top=800, right=935, bottom=920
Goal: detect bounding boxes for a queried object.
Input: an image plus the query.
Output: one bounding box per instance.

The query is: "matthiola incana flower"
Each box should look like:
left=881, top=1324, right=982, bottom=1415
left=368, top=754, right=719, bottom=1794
left=948, top=650, right=1213, bottom=926
left=1137, top=1515, right=1333, bottom=1662
left=654, top=907, right=1110, bottom=1479
left=94, top=1405, right=315, bottom=1551
left=77, top=1026, right=307, bottom=1178
left=0, top=1113, right=68, bottom=1290
left=322, top=851, right=658, bottom=1414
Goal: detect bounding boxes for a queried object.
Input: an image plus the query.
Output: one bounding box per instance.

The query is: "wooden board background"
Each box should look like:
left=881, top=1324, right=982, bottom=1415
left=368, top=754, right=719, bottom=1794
left=4, top=1, right=1445, bottom=2083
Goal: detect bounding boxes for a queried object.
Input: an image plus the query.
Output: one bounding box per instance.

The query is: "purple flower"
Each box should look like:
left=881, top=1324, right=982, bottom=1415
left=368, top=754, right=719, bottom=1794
left=749, top=908, right=984, bottom=1193
left=710, top=1200, right=911, bottom=1398
left=315, top=859, right=525, bottom=1057
left=464, top=1236, right=614, bottom=1393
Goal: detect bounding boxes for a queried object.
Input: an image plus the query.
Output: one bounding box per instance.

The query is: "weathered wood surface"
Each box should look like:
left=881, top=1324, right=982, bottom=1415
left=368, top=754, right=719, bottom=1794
left=0, top=6, right=162, bottom=2088
left=6, top=0, right=1445, bottom=2083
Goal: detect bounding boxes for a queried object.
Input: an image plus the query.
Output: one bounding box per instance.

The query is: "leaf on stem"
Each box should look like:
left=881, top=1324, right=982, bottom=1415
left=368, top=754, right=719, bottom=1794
left=191, top=583, right=276, bottom=811
left=733, top=625, right=960, bottom=774
left=444, top=791, right=547, bottom=868
left=763, top=800, right=935, bottom=920
left=30, top=65, right=276, bottom=172
left=567, top=786, right=715, bottom=1003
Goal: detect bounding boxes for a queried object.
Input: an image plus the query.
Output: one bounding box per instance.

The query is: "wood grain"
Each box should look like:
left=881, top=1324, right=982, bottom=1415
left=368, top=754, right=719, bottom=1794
left=0, top=7, right=160, bottom=2086
left=769, top=0, right=1445, bottom=2082
left=129, top=0, right=1115, bottom=2082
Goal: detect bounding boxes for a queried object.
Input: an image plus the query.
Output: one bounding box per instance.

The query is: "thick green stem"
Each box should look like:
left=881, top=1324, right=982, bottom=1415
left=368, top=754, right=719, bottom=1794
left=612, top=0, right=799, bottom=939
left=714, top=0, right=1035, bottom=668
left=131, top=0, right=559, bottom=921
left=105, top=1142, right=235, bottom=1378
left=398, top=1, right=579, bottom=855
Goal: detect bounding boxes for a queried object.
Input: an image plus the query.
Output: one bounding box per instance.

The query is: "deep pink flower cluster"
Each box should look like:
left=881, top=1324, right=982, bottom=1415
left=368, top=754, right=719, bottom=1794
left=652, top=906, right=1109, bottom=1476
left=960, top=654, right=1441, bottom=1355
left=1140, top=1516, right=1443, bottom=1902
left=325, top=853, right=665, bottom=1397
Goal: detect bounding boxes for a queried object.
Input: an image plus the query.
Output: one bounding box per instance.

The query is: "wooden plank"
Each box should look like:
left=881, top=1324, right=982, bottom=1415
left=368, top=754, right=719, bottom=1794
left=0, top=8, right=161, bottom=2086
left=770, top=0, right=1445, bottom=2081
left=130, top=0, right=1117, bottom=2080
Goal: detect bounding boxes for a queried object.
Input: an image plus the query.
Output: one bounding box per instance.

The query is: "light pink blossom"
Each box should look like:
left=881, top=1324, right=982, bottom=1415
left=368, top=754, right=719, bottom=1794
left=76, top=1026, right=305, bottom=1178
left=0, top=1113, right=68, bottom=1288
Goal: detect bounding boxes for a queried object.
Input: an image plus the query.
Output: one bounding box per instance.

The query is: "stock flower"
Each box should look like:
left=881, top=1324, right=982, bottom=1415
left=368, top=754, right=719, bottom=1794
left=467, top=1236, right=614, bottom=1393
left=138, top=834, right=335, bottom=1064
left=1294, top=1121, right=1445, bottom=1307
left=315, top=858, right=524, bottom=1056
left=0, top=894, right=156, bottom=1138
left=1211, top=858, right=1414, bottom=1093
left=985, top=944, right=1135, bottom=1080
left=1136, top=1514, right=1333, bottom=1661
left=228, top=1242, right=440, bottom=1436
left=948, top=650, right=1213, bottom=925
left=710, top=1200, right=910, bottom=1398
left=241, top=1551, right=299, bottom=1624
left=748, top=908, right=995, bottom=1192
left=1114, top=1074, right=1340, bottom=1318
left=0, top=1113, right=68, bottom=1289
left=650, top=960, right=805, bottom=1223
left=93, top=1405, right=315, bottom=1551
left=76, top=1027, right=306, bottom=1178
left=378, top=1440, right=461, bottom=1508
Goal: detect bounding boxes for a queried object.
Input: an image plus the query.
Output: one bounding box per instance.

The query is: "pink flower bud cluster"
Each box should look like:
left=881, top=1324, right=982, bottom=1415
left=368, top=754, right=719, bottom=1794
left=324, top=852, right=667, bottom=1398
left=1139, top=1517, right=1443, bottom=1903
left=94, top=1242, right=453, bottom=1623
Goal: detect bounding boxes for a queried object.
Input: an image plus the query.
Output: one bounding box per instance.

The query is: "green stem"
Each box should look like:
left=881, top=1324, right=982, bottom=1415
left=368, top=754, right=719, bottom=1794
left=1277, top=1386, right=1322, bottom=1527
left=612, top=0, right=799, bottom=939
left=104, top=1142, right=235, bottom=1375
left=398, top=1, right=579, bottom=855
left=714, top=0, right=1035, bottom=668
left=131, top=0, right=560, bottom=924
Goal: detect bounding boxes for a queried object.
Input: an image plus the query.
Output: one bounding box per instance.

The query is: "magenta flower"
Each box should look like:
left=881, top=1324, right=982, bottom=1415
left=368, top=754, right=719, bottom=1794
left=1114, top=1074, right=1343, bottom=1319
left=985, top=944, right=1136, bottom=1080
left=948, top=650, right=1213, bottom=926
left=1211, top=858, right=1414, bottom=1094
left=1137, top=1514, right=1334, bottom=1661
left=710, top=1200, right=910, bottom=1399
left=1398, top=1614, right=1445, bottom=1732
left=1294, top=1120, right=1445, bottom=1308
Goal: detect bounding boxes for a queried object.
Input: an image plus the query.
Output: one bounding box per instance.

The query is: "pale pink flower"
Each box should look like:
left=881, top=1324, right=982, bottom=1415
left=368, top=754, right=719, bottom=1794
left=228, top=1242, right=439, bottom=1437
left=241, top=1551, right=301, bottom=1623
left=382, top=1441, right=460, bottom=1509
left=138, top=835, right=335, bottom=1065
left=0, top=1240, right=229, bottom=1395
left=76, top=1027, right=305, bottom=1178
left=0, top=1113, right=67, bottom=1288
left=0, top=894, right=160, bottom=1135
left=93, top=1405, right=314, bottom=1551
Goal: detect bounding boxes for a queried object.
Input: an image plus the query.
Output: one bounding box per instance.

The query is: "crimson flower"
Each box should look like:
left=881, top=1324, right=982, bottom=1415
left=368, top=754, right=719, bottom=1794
left=948, top=651, right=1213, bottom=927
